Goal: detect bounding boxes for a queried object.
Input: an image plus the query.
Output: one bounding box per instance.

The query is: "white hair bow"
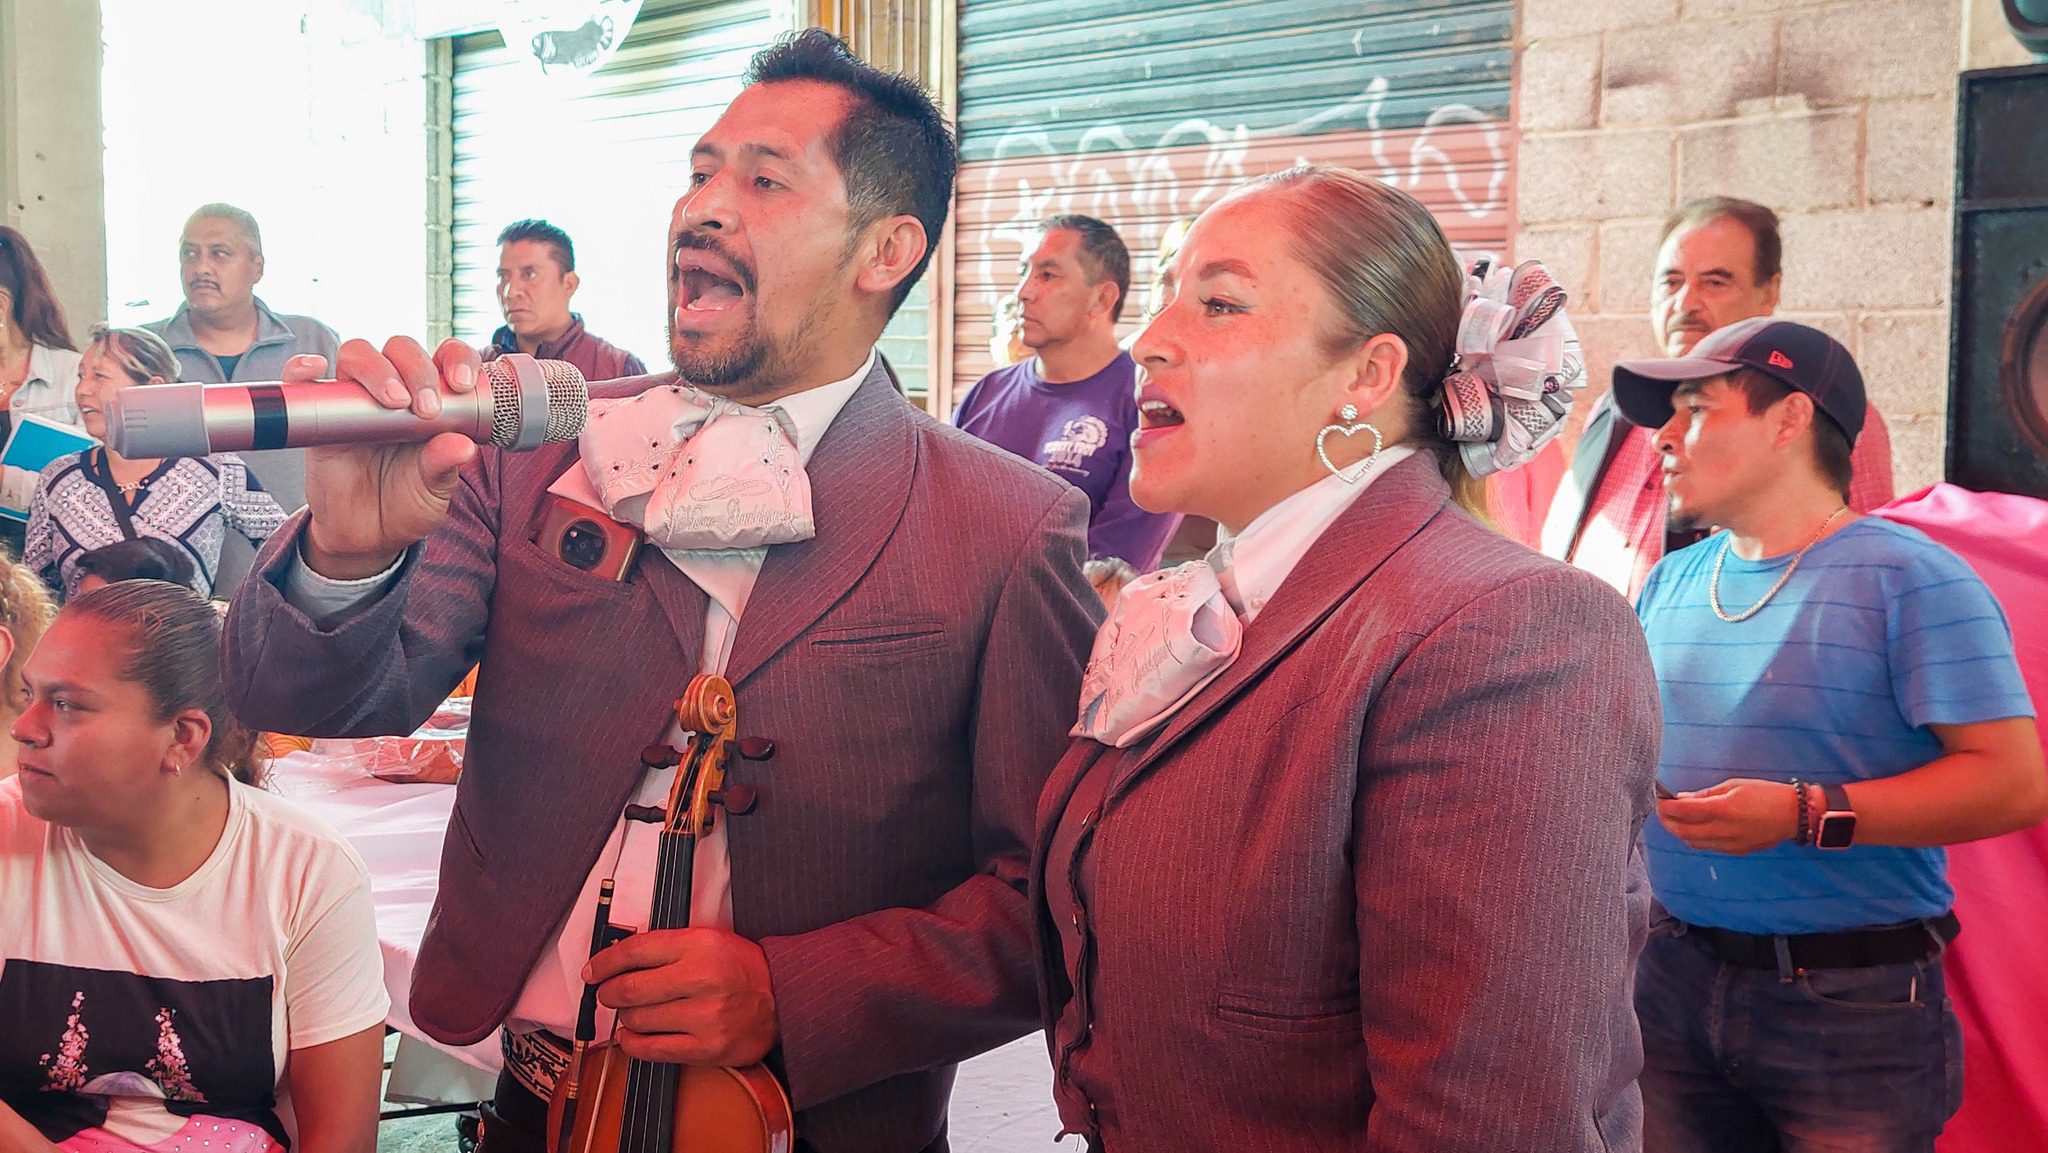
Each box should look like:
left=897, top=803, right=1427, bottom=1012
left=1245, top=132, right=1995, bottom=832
left=1437, top=259, right=1586, bottom=478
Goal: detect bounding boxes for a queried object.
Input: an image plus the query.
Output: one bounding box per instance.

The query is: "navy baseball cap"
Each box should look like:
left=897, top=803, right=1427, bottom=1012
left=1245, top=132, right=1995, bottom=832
left=1611, top=317, right=1867, bottom=445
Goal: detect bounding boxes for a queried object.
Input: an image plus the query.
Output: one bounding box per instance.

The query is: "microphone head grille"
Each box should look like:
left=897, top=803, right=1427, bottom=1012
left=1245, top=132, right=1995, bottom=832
left=483, top=356, right=588, bottom=447
left=539, top=359, right=588, bottom=442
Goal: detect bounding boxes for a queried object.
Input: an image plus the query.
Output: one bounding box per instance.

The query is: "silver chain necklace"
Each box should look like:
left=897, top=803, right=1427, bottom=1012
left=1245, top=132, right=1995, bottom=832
left=1709, top=506, right=1849, bottom=623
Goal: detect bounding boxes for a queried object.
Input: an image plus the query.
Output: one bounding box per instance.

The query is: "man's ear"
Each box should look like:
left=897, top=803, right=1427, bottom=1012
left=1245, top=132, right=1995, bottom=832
left=564, top=270, right=581, bottom=299
left=1760, top=273, right=1782, bottom=314
left=1771, top=389, right=1818, bottom=451
left=1093, top=280, right=1122, bottom=323
left=852, top=216, right=929, bottom=301
left=252, top=251, right=266, bottom=284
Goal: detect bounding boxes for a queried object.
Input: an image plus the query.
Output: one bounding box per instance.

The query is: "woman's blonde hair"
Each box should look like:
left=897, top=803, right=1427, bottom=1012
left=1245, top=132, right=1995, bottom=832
left=85, top=324, right=181, bottom=386
left=1239, top=165, right=1486, bottom=516
left=0, top=552, right=54, bottom=709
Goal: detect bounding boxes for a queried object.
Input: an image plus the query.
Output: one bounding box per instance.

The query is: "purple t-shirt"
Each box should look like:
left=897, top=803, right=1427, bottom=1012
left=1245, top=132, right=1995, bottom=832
left=954, top=353, right=1178, bottom=570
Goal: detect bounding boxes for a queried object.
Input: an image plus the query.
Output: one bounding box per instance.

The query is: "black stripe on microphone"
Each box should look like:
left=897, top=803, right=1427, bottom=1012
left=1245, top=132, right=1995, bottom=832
left=247, top=385, right=289, bottom=450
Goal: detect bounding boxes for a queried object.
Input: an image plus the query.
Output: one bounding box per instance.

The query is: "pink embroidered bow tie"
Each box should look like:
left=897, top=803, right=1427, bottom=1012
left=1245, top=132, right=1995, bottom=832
left=1072, top=560, right=1244, bottom=749
left=580, top=383, right=814, bottom=551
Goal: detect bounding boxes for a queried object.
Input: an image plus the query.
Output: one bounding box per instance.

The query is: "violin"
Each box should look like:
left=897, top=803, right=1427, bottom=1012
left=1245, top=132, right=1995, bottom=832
left=548, top=675, right=795, bottom=1153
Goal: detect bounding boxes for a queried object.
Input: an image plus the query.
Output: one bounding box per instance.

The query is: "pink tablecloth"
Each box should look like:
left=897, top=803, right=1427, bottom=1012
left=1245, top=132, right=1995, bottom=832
left=269, top=749, right=502, bottom=1101
left=1877, top=484, right=2048, bottom=1153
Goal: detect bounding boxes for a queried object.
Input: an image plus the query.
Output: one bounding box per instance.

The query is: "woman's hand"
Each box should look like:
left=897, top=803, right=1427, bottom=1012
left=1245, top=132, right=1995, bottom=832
left=1656, top=779, right=1801, bottom=855
left=294, top=338, right=482, bottom=580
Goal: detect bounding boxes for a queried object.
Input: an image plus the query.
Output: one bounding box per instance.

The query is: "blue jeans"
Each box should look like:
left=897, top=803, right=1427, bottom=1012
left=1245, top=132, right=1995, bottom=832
left=1636, top=921, right=1963, bottom=1153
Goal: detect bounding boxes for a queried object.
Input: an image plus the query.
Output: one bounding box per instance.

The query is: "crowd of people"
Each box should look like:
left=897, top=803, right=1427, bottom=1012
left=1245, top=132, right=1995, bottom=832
left=0, top=25, right=2043, bottom=1153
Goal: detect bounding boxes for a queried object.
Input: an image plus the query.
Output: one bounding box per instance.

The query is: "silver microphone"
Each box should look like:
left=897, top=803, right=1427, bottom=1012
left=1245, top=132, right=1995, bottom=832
left=105, top=353, right=588, bottom=458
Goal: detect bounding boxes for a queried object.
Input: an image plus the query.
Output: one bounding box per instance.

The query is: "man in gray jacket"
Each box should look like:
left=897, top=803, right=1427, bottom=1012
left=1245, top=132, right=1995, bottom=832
left=145, top=203, right=335, bottom=590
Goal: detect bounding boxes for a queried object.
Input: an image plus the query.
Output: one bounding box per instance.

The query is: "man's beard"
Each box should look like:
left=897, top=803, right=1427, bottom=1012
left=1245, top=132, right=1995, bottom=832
left=671, top=314, right=770, bottom=390
left=669, top=289, right=843, bottom=404
left=1667, top=497, right=1704, bottom=534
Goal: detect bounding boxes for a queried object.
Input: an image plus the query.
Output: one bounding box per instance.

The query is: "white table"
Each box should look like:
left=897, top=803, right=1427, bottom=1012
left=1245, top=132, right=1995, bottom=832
left=270, top=749, right=500, bottom=1105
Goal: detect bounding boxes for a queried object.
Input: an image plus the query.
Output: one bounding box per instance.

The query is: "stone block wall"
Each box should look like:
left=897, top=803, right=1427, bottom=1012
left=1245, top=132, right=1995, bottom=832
left=1513, top=0, right=1967, bottom=492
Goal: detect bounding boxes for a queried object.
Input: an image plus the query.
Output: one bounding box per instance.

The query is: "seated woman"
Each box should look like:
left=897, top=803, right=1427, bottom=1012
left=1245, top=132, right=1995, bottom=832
left=23, top=327, right=286, bottom=599
left=0, top=550, right=54, bottom=780
left=1035, top=165, right=1662, bottom=1151
left=0, top=580, right=386, bottom=1152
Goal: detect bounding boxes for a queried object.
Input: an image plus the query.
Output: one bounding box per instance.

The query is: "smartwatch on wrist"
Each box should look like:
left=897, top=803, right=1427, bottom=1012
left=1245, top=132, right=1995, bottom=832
left=1815, top=782, right=1857, bottom=849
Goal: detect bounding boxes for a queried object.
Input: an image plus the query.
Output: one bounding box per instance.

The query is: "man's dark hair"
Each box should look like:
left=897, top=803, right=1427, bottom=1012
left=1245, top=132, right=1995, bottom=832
left=1040, top=214, right=1132, bottom=322
left=497, top=219, right=575, bottom=274
left=1723, top=368, right=1853, bottom=497
left=743, top=28, right=957, bottom=313
left=1659, top=196, right=1782, bottom=285
left=72, top=537, right=199, bottom=591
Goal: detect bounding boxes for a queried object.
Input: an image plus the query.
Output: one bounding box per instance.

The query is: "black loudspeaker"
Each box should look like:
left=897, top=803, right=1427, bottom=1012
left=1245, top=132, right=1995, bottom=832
left=1951, top=64, right=2048, bottom=499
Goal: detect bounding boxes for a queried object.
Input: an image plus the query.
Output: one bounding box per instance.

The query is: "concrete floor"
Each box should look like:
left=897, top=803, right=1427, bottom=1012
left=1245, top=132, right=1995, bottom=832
left=375, top=1033, right=1059, bottom=1152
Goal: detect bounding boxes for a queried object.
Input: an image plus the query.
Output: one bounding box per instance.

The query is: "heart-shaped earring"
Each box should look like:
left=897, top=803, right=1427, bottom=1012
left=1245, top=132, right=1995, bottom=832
left=1315, top=403, right=1384, bottom=484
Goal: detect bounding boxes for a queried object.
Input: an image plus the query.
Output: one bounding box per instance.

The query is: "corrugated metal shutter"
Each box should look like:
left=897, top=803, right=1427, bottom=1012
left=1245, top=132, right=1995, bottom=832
left=951, top=0, right=1516, bottom=386
left=449, top=0, right=783, bottom=376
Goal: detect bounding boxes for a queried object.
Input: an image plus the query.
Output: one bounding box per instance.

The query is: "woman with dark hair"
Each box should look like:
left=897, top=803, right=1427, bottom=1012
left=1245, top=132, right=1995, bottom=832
left=0, top=227, right=81, bottom=434
left=24, top=325, right=285, bottom=598
left=0, top=580, right=385, bottom=1152
left=70, top=537, right=201, bottom=595
left=1032, top=165, right=1663, bottom=1151
left=0, top=228, right=88, bottom=540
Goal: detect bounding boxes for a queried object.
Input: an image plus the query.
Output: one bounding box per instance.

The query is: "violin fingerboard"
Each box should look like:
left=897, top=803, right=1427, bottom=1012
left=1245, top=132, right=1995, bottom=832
left=618, top=1058, right=682, bottom=1151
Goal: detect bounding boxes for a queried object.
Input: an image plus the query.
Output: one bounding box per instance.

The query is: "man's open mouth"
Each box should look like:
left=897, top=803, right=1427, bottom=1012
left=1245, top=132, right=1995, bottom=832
left=675, top=246, right=752, bottom=315
left=1137, top=399, right=1184, bottom=429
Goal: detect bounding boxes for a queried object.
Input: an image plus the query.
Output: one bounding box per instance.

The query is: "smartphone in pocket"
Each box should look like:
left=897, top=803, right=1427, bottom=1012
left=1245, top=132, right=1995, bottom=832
left=534, top=494, right=644, bottom=582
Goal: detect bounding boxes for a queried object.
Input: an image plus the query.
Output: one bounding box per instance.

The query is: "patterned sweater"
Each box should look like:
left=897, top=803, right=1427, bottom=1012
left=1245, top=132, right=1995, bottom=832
left=24, top=449, right=287, bottom=597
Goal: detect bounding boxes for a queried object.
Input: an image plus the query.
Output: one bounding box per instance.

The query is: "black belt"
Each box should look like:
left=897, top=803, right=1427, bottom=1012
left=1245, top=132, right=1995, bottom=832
left=1683, top=910, right=1959, bottom=970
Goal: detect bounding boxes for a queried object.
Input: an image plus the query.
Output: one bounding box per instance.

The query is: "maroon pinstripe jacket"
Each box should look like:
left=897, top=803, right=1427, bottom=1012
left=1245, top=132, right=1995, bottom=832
left=1033, top=455, right=1662, bottom=1152
left=225, top=362, right=1101, bottom=1152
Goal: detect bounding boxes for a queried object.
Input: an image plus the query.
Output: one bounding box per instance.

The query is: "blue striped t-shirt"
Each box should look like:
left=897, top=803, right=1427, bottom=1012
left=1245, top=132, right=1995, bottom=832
left=1638, top=516, right=2034, bottom=934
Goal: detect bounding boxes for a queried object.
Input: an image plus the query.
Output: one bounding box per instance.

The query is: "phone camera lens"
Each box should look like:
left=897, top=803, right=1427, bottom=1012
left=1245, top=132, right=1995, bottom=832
left=560, top=521, right=608, bottom=571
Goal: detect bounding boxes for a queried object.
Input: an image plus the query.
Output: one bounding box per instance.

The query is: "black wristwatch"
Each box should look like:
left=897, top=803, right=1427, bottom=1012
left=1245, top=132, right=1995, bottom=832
left=1814, top=783, right=1857, bottom=849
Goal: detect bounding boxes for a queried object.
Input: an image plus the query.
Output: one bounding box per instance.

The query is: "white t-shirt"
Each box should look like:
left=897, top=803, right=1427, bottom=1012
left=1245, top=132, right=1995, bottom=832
left=0, top=775, right=388, bottom=1150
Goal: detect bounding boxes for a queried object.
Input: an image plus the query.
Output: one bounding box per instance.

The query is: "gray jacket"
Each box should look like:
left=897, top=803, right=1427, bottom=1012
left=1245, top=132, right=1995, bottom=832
left=146, top=298, right=336, bottom=593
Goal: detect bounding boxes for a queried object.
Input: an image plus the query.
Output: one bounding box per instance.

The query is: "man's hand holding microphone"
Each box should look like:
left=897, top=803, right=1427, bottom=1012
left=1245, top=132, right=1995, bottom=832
left=103, top=335, right=588, bottom=579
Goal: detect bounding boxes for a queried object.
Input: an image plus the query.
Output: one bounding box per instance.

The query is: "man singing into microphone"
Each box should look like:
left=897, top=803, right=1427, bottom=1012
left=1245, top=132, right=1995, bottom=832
left=222, top=30, right=1099, bottom=1153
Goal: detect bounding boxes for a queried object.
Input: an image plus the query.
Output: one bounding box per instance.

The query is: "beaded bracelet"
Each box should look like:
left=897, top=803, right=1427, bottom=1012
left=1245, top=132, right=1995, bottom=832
left=1791, top=777, right=1812, bottom=846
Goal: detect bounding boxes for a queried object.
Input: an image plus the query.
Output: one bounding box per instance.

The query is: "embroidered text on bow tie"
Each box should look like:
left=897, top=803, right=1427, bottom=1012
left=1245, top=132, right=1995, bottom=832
left=1073, top=560, right=1243, bottom=748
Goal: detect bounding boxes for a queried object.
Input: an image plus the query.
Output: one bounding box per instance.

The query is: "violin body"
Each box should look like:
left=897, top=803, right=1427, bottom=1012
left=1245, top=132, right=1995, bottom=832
left=547, top=676, right=795, bottom=1153
left=546, top=1040, right=793, bottom=1153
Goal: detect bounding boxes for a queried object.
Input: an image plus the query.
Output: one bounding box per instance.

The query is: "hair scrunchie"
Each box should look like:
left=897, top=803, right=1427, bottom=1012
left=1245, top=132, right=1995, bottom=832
left=1436, top=258, right=1585, bottom=478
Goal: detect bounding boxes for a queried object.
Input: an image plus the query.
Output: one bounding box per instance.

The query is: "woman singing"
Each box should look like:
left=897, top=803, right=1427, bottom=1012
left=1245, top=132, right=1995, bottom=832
left=1034, top=166, right=1662, bottom=1152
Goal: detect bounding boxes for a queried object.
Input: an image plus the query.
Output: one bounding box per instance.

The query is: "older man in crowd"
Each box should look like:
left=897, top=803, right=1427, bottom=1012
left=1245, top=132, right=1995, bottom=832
left=146, top=203, right=336, bottom=591
left=1542, top=196, right=1894, bottom=599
